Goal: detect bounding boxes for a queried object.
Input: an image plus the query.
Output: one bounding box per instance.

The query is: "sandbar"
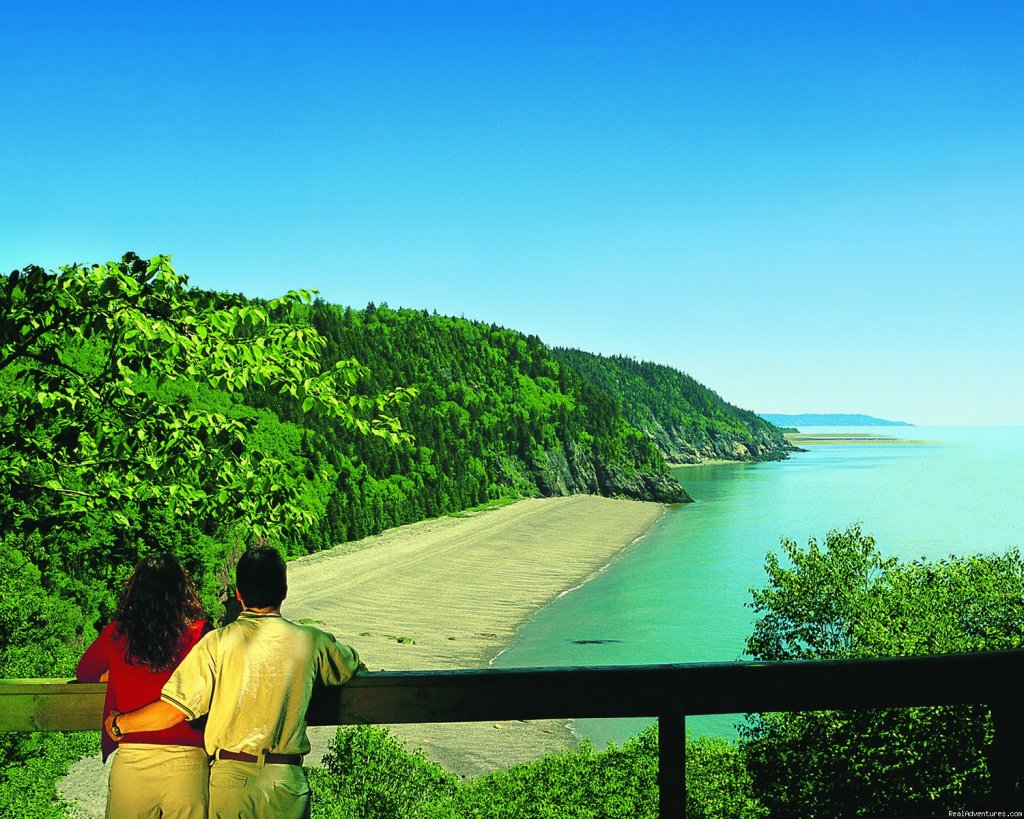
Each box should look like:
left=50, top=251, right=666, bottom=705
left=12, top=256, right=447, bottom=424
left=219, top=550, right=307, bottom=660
left=785, top=432, right=934, bottom=445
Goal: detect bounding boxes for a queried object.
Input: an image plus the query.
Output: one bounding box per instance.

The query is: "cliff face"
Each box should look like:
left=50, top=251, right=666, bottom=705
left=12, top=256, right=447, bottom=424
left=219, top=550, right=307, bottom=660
left=484, top=441, right=690, bottom=504
left=645, top=418, right=794, bottom=465
left=528, top=441, right=691, bottom=503
left=595, top=456, right=693, bottom=503
left=530, top=442, right=599, bottom=497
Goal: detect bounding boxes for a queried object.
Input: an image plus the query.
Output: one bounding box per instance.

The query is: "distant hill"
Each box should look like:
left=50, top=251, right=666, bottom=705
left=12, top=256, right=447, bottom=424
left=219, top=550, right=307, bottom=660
left=759, top=413, right=912, bottom=427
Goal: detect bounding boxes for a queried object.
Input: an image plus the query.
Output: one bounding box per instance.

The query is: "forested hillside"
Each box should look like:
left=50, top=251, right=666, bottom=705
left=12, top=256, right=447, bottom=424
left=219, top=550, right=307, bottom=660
left=553, top=349, right=792, bottom=464
left=257, top=302, right=694, bottom=549
left=2, top=257, right=793, bottom=647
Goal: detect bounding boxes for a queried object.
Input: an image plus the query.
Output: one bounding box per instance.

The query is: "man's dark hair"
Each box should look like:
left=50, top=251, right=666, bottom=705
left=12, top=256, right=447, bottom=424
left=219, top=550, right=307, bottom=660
left=235, top=545, right=287, bottom=609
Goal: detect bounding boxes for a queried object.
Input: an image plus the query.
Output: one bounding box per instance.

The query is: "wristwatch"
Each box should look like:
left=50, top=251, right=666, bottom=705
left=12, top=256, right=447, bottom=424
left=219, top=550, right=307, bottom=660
left=109, top=711, right=124, bottom=740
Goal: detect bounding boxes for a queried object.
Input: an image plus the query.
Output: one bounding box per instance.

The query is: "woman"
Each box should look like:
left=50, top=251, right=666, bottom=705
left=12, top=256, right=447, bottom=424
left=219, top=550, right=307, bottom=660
left=77, top=553, right=212, bottom=818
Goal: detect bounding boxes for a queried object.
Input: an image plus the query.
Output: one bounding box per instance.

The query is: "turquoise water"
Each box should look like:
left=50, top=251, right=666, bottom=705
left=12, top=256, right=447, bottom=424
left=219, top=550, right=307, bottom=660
left=490, top=426, right=1024, bottom=745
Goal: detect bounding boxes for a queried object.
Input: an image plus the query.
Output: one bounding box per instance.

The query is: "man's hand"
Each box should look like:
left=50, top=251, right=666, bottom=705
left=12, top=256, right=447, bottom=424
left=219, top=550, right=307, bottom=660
left=104, top=710, right=124, bottom=742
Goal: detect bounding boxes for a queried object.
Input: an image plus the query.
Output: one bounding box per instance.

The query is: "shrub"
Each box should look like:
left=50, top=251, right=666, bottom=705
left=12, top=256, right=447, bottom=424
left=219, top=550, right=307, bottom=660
left=310, top=723, right=764, bottom=818
left=310, top=725, right=459, bottom=818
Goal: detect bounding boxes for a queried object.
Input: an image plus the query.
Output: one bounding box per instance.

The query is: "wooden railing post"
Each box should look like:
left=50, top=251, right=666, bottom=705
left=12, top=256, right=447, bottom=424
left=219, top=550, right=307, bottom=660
left=658, top=709, right=686, bottom=818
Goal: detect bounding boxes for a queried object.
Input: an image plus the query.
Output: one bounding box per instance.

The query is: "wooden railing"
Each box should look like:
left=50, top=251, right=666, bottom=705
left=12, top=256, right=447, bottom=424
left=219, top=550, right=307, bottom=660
left=4, top=651, right=1024, bottom=817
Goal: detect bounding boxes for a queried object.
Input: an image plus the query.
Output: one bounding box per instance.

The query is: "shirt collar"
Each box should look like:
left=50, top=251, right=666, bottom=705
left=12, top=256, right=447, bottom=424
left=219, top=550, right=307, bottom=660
left=238, top=610, right=282, bottom=619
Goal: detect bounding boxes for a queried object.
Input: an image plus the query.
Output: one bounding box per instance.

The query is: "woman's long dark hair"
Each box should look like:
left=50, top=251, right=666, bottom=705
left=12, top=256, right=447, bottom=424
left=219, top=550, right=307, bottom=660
left=114, top=553, right=205, bottom=672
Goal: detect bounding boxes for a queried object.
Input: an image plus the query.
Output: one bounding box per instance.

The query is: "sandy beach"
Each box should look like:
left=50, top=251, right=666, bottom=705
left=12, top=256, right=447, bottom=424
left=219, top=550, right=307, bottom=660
left=59, top=495, right=665, bottom=815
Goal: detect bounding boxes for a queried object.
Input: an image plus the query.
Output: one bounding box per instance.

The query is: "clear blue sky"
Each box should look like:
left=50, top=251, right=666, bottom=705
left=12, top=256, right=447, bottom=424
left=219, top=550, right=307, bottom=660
left=3, top=1, right=1021, bottom=425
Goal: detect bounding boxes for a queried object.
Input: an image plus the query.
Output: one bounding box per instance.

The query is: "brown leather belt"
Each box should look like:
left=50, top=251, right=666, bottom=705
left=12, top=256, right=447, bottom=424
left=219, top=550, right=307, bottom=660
left=216, top=749, right=302, bottom=765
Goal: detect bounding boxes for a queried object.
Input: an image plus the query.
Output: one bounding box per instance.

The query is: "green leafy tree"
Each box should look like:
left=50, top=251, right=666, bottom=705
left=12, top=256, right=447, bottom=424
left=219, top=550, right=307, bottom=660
left=685, top=735, right=767, bottom=818
left=0, top=253, right=413, bottom=543
left=741, top=525, right=1024, bottom=815
left=0, top=534, right=85, bottom=677
left=0, top=254, right=415, bottom=817
left=0, top=531, right=101, bottom=818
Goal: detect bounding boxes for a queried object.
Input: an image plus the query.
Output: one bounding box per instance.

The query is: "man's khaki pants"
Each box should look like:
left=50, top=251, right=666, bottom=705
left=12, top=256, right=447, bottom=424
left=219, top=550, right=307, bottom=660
left=209, top=758, right=310, bottom=819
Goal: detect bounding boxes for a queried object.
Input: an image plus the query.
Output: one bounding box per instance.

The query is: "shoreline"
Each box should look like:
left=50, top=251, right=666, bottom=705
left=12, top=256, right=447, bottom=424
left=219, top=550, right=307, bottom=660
left=548, top=528, right=658, bottom=605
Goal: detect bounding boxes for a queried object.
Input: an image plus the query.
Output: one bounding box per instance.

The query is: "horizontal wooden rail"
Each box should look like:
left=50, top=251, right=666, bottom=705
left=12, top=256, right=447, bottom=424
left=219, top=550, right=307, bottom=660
left=4, top=650, right=1024, bottom=817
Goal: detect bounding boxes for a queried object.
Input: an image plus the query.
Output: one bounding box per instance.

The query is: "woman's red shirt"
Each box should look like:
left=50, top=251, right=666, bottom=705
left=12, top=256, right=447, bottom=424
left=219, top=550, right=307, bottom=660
left=76, top=619, right=211, bottom=761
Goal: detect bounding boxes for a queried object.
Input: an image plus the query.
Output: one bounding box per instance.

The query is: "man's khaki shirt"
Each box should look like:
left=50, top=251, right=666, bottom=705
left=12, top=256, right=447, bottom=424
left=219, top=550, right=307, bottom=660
left=161, top=611, right=359, bottom=757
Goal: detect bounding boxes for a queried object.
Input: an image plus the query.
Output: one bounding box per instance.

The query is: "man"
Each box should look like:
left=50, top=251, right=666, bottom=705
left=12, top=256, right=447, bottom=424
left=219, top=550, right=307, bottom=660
left=105, top=545, right=361, bottom=818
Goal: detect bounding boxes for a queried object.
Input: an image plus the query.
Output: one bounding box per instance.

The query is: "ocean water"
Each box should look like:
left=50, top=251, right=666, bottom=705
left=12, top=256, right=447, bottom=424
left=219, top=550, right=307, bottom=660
left=490, top=426, right=1024, bottom=745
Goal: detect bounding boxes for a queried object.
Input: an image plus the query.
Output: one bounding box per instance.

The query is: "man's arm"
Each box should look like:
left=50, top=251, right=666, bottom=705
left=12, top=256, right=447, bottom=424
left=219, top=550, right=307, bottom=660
left=104, top=700, right=187, bottom=741
left=319, top=638, right=361, bottom=686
